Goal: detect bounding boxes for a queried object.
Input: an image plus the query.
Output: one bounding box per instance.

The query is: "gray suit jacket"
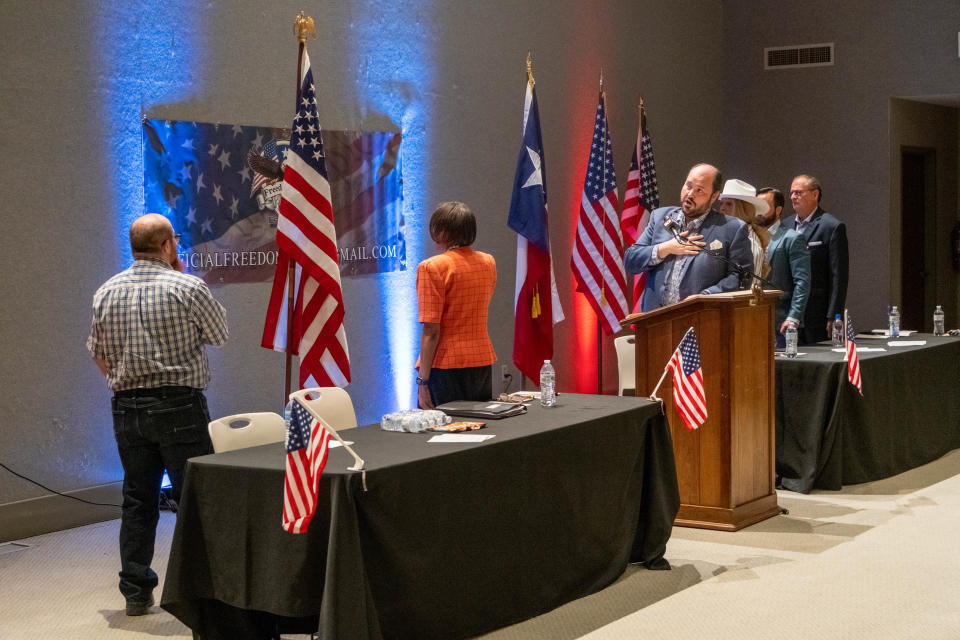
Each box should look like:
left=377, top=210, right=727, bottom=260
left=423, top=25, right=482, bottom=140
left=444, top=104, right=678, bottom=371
left=624, top=207, right=753, bottom=312
left=766, top=223, right=811, bottom=330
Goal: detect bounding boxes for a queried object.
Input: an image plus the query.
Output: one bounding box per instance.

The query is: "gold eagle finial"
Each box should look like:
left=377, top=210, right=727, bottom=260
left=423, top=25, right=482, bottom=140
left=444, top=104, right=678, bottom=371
left=294, top=11, right=315, bottom=42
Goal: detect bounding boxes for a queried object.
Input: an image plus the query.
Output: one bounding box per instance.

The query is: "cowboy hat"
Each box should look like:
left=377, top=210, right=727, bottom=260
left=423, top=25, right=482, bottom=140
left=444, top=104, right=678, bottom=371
left=718, top=179, right=770, bottom=217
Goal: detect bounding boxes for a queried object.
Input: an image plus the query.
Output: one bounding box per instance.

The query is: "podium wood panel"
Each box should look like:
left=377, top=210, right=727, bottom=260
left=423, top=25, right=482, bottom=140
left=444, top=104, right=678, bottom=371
left=624, top=291, right=779, bottom=531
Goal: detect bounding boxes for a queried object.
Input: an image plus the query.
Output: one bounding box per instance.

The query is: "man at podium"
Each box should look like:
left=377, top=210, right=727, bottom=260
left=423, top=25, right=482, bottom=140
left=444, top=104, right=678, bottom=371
left=624, top=163, right=753, bottom=312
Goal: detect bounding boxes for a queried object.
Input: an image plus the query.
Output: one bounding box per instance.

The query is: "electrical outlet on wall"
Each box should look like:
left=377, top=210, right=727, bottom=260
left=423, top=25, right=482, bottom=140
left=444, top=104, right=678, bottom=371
left=500, top=364, right=509, bottom=382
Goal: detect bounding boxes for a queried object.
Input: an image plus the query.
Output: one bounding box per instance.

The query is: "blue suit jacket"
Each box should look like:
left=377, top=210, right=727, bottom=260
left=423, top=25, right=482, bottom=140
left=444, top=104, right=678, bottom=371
left=765, top=223, right=811, bottom=330
left=781, top=208, right=848, bottom=343
left=624, top=207, right=753, bottom=312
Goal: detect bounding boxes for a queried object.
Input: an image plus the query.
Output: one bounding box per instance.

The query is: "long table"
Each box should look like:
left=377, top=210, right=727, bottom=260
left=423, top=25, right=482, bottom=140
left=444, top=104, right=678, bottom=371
left=775, top=334, right=960, bottom=493
left=161, top=394, right=680, bottom=640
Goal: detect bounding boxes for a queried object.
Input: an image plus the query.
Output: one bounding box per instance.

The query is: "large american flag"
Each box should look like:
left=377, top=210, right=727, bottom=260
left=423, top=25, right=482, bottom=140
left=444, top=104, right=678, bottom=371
left=282, top=398, right=332, bottom=533
left=845, top=311, right=862, bottom=395
left=508, top=77, right=564, bottom=384
left=571, top=90, right=629, bottom=334
left=262, top=50, right=351, bottom=389
left=620, top=111, right=659, bottom=313
left=666, top=327, right=707, bottom=430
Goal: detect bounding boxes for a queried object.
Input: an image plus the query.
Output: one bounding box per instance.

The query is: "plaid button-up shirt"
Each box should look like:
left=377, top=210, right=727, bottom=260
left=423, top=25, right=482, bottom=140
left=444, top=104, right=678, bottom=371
left=87, top=258, right=228, bottom=391
left=662, top=213, right=707, bottom=306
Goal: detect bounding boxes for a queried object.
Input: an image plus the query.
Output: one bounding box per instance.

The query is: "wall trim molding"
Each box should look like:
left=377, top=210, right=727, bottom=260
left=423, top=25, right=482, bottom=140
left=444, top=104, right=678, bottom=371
left=0, top=482, right=123, bottom=543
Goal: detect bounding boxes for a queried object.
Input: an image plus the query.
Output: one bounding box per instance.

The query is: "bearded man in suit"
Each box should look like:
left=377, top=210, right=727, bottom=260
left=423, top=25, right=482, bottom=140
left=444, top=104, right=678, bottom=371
left=781, top=175, right=848, bottom=344
left=757, top=187, right=810, bottom=348
left=624, top=163, right=753, bottom=312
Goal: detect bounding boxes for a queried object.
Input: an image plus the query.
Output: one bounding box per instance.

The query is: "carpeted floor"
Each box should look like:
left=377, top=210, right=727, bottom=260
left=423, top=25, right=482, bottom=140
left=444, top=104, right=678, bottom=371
left=3, top=449, right=959, bottom=640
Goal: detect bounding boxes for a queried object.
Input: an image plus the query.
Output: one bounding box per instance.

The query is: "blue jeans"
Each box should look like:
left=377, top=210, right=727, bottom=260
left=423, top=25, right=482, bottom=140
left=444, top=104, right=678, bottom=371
left=111, top=387, right=212, bottom=604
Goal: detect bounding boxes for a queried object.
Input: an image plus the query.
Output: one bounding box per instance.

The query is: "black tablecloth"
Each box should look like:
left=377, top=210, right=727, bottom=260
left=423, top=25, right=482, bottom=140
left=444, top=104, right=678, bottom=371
left=776, top=335, right=960, bottom=493
left=161, top=394, right=679, bottom=640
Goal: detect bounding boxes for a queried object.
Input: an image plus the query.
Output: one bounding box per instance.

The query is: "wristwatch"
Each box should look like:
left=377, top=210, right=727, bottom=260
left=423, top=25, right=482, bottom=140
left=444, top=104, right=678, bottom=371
left=416, top=376, right=429, bottom=386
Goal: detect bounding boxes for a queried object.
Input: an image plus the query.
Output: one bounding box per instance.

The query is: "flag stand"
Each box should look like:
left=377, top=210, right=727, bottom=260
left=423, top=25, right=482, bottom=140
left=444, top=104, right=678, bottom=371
left=648, top=366, right=669, bottom=402
left=596, top=323, right=602, bottom=394
left=283, top=12, right=314, bottom=407
left=289, top=390, right=367, bottom=491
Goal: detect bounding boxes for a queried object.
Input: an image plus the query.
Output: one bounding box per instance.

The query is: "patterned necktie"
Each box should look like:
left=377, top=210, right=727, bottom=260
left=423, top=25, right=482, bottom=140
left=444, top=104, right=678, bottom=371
left=664, top=216, right=691, bottom=306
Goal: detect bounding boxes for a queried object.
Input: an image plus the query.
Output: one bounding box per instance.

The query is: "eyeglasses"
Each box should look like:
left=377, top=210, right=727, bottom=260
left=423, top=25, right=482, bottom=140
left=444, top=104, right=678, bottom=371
left=789, top=189, right=812, bottom=197
left=173, top=233, right=182, bottom=245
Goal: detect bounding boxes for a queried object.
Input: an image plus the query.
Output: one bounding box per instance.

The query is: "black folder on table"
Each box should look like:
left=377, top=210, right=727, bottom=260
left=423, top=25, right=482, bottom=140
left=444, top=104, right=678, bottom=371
left=436, top=400, right=528, bottom=419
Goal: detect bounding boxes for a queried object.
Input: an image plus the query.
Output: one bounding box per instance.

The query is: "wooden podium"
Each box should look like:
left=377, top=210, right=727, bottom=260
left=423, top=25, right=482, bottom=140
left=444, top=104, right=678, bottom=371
left=621, top=290, right=780, bottom=531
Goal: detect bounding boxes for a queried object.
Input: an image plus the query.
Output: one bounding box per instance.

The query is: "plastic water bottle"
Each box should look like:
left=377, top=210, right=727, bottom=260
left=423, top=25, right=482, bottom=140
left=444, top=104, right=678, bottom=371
left=283, top=400, right=293, bottom=426
left=888, top=306, right=900, bottom=338
left=785, top=321, right=798, bottom=358
left=539, top=360, right=557, bottom=407
left=831, top=314, right=844, bottom=347
left=933, top=305, right=945, bottom=336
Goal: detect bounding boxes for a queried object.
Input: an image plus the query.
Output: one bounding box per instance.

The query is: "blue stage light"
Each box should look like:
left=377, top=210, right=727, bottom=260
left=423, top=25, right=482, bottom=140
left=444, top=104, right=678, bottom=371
left=94, top=4, right=201, bottom=262
left=350, top=17, right=433, bottom=413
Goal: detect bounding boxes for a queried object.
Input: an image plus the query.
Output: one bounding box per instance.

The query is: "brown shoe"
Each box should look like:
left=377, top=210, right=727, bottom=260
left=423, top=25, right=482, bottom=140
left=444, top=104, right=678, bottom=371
left=125, top=594, right=154, bottom=616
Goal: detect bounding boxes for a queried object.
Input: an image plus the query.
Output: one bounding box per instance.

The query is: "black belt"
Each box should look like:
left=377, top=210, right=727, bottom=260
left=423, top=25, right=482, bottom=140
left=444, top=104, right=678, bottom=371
left=114, top=385, right=198, bottom=398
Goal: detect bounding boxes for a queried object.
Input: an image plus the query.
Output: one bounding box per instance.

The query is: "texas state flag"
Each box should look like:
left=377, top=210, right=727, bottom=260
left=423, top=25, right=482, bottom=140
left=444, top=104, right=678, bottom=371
left=508, top=77, right=564, bottom=384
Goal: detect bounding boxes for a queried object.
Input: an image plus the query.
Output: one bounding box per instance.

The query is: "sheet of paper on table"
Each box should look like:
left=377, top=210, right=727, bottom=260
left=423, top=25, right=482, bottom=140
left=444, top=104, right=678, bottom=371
left=887, top=340, right=926, bottom=347
left=869, top=330, right=916, bottom=337
left=832, top=347, right=886, bottom=352
left=428, top=433, right=496, bottom=443
left=329, top=440, right=353, bottom=448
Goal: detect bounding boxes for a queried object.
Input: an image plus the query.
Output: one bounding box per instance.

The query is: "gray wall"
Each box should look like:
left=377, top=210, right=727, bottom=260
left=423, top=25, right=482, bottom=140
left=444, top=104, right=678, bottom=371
left=0, top=0, right=724, bottom=533
left=721, top=0, right=960, bottom=329
left=889, top=99, right=958, bottom=327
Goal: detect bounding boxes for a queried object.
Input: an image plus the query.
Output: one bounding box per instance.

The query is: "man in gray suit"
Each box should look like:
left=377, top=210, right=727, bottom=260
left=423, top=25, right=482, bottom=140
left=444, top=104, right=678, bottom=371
left=757, top=187, right=811, bottom=348
left=624, top=163, right=753, bottom=312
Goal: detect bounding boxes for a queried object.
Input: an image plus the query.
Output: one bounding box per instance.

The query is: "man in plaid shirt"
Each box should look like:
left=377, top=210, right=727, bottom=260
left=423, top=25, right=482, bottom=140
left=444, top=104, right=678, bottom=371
left=87, top=213, right=227, bottom=616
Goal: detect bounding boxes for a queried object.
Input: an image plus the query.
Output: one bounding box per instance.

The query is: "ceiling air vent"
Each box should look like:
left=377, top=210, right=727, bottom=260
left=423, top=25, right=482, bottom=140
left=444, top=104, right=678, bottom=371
left=764, top=42, right=834, bottom=69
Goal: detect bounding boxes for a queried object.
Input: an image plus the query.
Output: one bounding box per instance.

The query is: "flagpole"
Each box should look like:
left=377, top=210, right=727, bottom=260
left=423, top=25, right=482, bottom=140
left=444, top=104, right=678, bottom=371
left=649, top=366, right=670, bottom=401
left=844, top=309, right=849, bottom=347
left=284, top=12, right=315, bottom=407
left=596, top=68, right=605, bottom=395
left=525, top=51, right=533, bottom=395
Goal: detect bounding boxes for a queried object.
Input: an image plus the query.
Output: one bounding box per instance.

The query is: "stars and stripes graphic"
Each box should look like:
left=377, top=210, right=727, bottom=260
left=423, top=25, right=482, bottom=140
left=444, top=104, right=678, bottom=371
left=142, top=118, right=405, bottom=285
left=262, top=50, right=351, bottom=389
left=666, top=327, right=707, bottom=430
left=571, top=89, right=629, bottom=334
left=620, top=110, right=659, bottom=313
left=508, top=75, right=565, bottom=384
left=282, top=398, right=333, bottom=533
left=323, top=130, right=405, bottom=276
left=845, top=311, right=862, bottom=395
left=142, top=118, right=282, bottom=284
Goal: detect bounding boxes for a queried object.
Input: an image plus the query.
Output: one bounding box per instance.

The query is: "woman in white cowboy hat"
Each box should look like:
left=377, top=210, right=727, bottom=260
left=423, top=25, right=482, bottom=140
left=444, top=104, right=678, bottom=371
left=717, top=179, right=771, bottom=278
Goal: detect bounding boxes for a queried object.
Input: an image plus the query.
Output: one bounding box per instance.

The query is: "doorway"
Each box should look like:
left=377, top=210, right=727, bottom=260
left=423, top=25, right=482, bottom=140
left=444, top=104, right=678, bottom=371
left=899, top=147, right=936, bottom=332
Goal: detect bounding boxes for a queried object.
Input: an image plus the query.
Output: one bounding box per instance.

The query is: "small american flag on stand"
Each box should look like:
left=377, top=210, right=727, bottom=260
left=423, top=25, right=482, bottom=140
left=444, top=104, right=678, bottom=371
left=845, top=311, right=862, bottom=394
left=282, top=398, right=333, bottom=533
left=667, top=327, right=707, bottom=430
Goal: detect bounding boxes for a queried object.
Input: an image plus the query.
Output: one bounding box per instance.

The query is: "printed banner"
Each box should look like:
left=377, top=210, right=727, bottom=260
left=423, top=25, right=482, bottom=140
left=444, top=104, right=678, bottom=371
left=142, top=119, right=405, bottom=284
